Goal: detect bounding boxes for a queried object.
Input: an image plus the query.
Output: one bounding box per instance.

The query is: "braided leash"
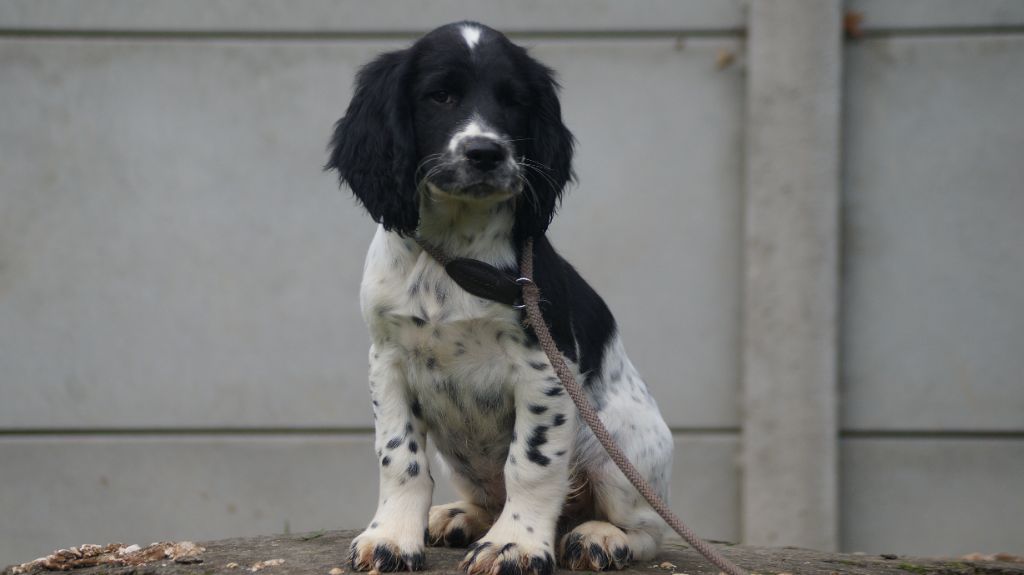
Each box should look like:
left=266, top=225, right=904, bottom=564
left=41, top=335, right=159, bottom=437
left=519, top=238, right=749, bottom=575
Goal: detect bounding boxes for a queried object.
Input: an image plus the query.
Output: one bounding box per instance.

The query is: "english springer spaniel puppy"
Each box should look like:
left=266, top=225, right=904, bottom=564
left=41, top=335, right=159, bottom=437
left=327, top=21, right=673, bottom=575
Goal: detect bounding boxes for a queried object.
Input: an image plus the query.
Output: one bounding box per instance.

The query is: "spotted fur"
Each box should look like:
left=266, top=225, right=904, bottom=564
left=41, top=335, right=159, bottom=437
left=327, top=21, right=673, bottom=573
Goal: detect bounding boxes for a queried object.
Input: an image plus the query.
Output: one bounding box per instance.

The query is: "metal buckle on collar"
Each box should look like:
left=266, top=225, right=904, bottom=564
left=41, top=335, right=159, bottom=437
left=512, top=277, right=534, bottom=309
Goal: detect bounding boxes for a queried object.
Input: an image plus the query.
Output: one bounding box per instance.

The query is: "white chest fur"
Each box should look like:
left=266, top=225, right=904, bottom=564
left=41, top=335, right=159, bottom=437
left=360, top=225, right=545, bottom=490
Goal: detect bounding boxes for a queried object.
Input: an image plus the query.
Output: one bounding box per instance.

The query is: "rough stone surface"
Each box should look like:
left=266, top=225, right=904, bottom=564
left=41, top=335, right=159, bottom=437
left=5, top=530, right=1023, bottom=575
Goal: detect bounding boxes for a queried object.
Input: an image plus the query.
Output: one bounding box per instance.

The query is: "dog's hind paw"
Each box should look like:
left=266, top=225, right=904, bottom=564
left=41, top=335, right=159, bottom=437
left=559, top=521, right=633, bottom=571
left=428, top=502, right=493, bottom=547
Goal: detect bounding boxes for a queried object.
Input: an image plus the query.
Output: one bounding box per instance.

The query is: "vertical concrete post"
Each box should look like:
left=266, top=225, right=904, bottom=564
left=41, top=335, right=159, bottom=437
left=741, top=0, right=841, bottom=551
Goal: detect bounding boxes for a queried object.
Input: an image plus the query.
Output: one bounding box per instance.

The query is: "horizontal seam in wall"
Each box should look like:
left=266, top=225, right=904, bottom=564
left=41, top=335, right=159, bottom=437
left=851, top=25, right=1024, bottom=39
left=840, top=430, right=1024, bottom=440
left=0, top=28, right=744, bottom=41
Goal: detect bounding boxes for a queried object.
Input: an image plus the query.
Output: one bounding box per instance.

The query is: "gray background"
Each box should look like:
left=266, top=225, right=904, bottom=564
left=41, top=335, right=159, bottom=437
left=1, top=0, right=1022, bottom=564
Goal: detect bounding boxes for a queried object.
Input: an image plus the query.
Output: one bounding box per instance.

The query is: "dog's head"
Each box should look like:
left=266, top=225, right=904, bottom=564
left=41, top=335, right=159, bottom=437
left=326, top=22, right=575, bottom=239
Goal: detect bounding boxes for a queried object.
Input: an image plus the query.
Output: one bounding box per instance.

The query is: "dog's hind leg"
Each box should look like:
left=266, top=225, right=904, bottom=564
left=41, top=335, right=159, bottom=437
left=560, top=367, right=673, bottom=570
left=559, top=454, right=670, bottom=570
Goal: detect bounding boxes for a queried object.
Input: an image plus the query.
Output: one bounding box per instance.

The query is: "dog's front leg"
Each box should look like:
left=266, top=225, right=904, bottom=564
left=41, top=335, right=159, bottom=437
left=461, top=358, right=577, bottom=575
left=350, top=345, right=432, bottom=572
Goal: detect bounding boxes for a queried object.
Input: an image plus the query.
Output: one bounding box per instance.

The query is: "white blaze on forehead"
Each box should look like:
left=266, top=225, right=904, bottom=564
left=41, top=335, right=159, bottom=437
left=461, top=25, right=482, bottom=50
left=448, top=118, right=503, bottom=153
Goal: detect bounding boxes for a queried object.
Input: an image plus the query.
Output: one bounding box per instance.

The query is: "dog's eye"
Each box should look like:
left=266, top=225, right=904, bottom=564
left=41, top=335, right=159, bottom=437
left=429, top=90, right=456, bottom=105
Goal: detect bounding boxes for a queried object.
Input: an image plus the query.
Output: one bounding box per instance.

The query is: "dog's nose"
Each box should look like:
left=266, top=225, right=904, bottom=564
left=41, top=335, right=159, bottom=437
left=463, top=138, right=507, bottom=171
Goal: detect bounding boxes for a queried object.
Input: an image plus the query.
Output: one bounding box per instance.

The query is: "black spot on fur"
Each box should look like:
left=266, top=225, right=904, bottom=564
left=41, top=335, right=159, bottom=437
left=426, top=356, right=437, bottom=369
left=497, top=558, right=522, bottom=575
left=563, top=532, right=585, bottom=564
left=446, top=526, right=468, bottom=547
left=381, top=455, right=391, bottom=466
left=528, top=404, right=548, bottom=415
left=612, top=545, right=632, bottom=562
left=588, top=543, right=610, bottom=569
left=529, top=552, right=555, bottom=575
left=473, top=387, right=506, bottom=412
left=409, top=440, right=418, bottom=453
left=585, top=373, right=608, bottom=411
left=552, top=413, right=566, bottom=427
left=448, top=507, right=465, bottom=518
left=386, top=436, right=403, bottom=449
left=401, top=551, right=426, bottom=571
left=467, top=541, right=491, bottom=564
left=410, top=398, right=422, bottom=418
left=525, top=425, right=551, bottom=466
left=370, top=543, right=407, bottom=571
left=439, top=378, right=464, bottom=409
left=529, top=361, right=547, bottom=371
left=407, top=461, right=420, bottom=476
left=544, top=386, right=563, bottom=396
left=411, top=316, right=427, bottom=327
left=370, top=521, right=379, bottom=528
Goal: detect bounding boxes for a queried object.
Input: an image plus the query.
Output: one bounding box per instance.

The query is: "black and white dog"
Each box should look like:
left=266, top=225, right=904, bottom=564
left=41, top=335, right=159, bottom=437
left=327, top=22, right=673, bottom=575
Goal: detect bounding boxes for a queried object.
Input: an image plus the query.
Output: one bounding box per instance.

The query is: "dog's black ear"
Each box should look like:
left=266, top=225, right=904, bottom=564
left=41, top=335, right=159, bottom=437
left=515, top=61, right=576, bottom=241
left=326, top=49, right=419, bottom=235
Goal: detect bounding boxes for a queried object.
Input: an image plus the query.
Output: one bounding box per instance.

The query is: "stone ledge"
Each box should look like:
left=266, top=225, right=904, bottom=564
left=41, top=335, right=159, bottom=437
left=5, top=530, right=1023, bottom=575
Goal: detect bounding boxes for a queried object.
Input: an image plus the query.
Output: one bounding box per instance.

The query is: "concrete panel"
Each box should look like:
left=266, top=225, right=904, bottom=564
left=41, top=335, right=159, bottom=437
left=0, top=433, right=738, bottom=565
left=842, top=36, right=1024, bottom=431
left=848, top=0, right=1024, bottom=31
left=0, top=37, right=744, bottom=430
left=841, top=437, right=1024, bottom=556
left=0, top=1, right=744, bottom=34
left=0, top=39, right=388, bottom=430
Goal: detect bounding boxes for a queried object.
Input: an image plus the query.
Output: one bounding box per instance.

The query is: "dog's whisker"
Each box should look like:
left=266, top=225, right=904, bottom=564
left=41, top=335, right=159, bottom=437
left=520, top=162, right=559, bottom=193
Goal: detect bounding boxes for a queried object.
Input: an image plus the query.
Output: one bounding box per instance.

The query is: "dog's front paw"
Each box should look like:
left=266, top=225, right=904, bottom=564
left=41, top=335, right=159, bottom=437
left=559, top=521, right=633, bottom=571
left=428, top=502, right=492, bottom=547
left=350, top=530, right=426, bottom=572
left=461, top=540, right=554, bottom=575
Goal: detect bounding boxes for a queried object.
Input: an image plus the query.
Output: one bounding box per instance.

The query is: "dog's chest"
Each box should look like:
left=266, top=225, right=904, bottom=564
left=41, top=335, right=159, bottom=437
left=362, top=231, right=530, bottom=463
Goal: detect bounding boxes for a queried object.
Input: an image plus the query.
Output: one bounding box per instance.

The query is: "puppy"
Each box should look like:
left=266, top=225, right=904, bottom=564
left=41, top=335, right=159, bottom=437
left=327, top=21, right=673, bottom=575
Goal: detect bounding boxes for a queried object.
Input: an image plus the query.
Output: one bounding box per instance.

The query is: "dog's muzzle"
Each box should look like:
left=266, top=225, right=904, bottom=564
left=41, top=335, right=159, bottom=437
left=427, top=135, right=521, bottom=199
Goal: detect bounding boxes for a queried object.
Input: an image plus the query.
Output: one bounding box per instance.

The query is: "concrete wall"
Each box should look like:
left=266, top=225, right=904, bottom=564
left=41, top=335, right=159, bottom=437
left=0, top=0, right=1021, bottom=564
